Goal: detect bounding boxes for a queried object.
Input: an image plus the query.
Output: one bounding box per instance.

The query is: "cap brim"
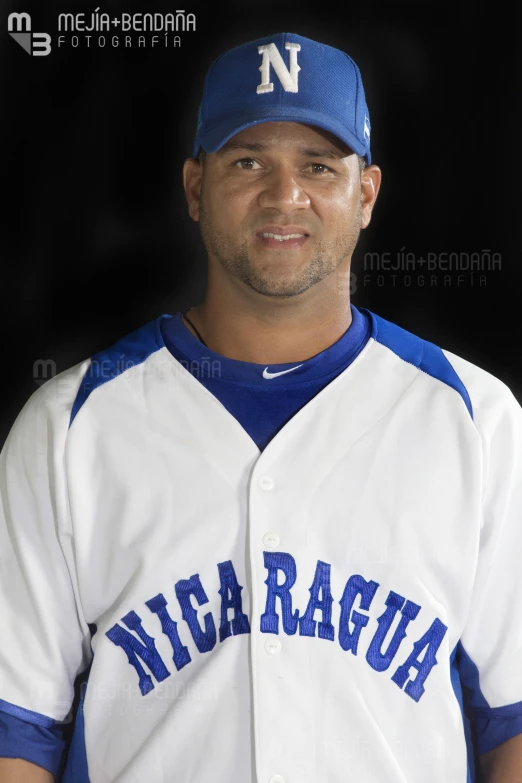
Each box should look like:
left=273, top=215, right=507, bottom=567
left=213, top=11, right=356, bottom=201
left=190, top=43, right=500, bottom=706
left=194, top=106, right=369, bottom=162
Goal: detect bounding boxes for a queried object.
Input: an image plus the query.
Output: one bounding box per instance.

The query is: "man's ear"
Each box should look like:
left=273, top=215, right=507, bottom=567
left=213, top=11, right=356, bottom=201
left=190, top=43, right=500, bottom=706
left=360, top=165, right=382, bottom=229
left=183, top=157, right=203, bottom=222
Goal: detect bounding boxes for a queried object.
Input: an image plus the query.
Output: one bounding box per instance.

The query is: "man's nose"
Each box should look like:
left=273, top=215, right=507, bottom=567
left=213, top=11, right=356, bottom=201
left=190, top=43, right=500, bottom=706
left=257, top=166, right=311, bottom=213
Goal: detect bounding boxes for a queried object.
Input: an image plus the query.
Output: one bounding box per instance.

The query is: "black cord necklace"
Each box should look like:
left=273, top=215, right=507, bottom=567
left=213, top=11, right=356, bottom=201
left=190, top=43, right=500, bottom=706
left=182, top=309, right=208, bottom=348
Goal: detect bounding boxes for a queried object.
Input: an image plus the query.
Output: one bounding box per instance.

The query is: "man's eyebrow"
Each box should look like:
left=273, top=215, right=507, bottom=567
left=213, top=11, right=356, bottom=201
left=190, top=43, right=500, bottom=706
left=215, top=141, right=265, bottom=155
left=298, top=146, right=348, bottom=160
left=215, top=140, right=349, bottom=159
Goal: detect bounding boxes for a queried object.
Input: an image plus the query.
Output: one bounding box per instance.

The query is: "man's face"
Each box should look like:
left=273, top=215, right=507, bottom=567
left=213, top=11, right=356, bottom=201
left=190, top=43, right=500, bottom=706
left=185, top=121, right=377, bottom=299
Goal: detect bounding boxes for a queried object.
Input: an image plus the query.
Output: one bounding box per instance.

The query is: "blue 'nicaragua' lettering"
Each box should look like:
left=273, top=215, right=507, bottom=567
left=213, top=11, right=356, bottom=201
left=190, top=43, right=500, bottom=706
left=106, top=553, right=447, bottom=703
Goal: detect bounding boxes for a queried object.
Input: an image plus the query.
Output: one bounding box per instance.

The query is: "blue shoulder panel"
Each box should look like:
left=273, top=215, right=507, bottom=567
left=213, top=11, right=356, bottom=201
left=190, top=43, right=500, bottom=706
left=69, top=317, right=167, bottom=428
left=362, top=309, right=473, bottom=420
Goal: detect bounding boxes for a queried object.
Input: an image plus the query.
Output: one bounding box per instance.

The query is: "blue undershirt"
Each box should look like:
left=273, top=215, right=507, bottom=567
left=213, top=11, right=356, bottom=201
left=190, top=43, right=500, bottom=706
left=160, top=304, right=371, bottom=451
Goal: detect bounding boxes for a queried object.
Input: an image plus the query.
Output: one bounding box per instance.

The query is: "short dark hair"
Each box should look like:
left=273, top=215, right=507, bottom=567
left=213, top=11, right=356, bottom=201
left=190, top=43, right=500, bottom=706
left=197, top=148, right=366, bottom=172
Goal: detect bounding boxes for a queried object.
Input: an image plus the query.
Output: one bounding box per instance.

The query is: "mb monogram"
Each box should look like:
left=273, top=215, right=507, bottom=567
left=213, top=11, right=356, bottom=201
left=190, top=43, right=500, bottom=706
left=7, top=12, right=51, bottom=56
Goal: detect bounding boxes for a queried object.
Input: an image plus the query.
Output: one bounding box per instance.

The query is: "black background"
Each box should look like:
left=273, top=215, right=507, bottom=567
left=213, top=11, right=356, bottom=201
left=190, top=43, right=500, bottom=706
left=1, top=0, right=520, bottom=447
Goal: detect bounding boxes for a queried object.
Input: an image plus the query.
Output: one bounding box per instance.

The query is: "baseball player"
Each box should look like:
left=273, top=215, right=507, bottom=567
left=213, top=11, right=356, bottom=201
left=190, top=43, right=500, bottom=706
left=0, top=31, right=521, bottom=783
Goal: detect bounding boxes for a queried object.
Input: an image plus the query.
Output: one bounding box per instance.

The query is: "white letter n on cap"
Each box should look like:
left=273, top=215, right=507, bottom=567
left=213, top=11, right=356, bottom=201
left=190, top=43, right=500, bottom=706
left=257, top=42, right=301, bottom=94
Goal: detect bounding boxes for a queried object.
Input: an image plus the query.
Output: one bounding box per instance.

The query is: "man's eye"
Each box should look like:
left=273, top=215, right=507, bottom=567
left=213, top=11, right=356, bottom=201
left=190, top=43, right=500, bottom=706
left=234, top=158, right=260, bottom=170
left=307, top=163, right=332, bottom=174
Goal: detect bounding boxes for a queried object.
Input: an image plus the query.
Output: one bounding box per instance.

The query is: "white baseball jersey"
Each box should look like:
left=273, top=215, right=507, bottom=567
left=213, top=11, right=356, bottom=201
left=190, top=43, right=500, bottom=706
left=1, top=305, right=522, bottom=783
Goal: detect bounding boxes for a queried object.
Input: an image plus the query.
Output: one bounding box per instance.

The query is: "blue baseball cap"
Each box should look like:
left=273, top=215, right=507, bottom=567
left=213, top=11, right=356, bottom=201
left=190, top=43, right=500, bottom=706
left=193, top=32, right=372, bottom=165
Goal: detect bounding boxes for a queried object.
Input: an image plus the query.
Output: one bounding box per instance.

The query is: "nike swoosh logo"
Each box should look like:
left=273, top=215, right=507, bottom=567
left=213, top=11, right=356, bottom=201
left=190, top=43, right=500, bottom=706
left=262, top=364, right=303, bottom=379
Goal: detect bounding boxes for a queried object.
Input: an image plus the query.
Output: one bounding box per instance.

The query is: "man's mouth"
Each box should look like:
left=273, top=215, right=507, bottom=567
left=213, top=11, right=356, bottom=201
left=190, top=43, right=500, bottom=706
left=255, top=227, right=309, bottom=250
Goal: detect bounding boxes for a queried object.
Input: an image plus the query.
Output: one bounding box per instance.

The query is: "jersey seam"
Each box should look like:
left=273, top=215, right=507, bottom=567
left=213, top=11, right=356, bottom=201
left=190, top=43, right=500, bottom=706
left=377, top=339, right=477, bottom=423
left=68, top=352, right=120, bottom=432
left=69, top=339, right=166, bottom=431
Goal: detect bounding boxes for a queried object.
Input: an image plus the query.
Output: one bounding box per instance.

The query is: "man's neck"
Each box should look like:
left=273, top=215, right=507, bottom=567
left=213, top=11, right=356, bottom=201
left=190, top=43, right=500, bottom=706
left=182, top=300, right=353, bottom=364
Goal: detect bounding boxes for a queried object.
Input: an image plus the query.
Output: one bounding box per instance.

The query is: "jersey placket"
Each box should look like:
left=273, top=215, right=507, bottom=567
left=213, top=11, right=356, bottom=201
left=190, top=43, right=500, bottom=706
left=248, top=458, right=317, bottom=783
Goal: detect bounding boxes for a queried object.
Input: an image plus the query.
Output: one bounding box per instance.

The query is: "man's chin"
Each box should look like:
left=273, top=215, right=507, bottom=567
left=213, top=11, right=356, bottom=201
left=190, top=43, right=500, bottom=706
left=241, top=270, right=321, bottom=299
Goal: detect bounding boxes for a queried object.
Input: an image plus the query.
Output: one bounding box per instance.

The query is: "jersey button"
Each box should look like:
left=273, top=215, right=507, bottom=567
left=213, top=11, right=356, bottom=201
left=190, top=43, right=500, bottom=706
left=264, top=638, right=281, bottom=656
left=263, top=532, right=280, bottom=549
left=268, top=776, right=285, bottom=783
left=258, top=475, right=275, bottom=491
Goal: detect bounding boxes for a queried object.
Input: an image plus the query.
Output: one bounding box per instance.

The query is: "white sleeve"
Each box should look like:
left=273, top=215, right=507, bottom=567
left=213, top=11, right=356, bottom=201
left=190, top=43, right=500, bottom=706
left=455, top=376, right=522, bottom=748
left=0, top=374, right=91, bottom=725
